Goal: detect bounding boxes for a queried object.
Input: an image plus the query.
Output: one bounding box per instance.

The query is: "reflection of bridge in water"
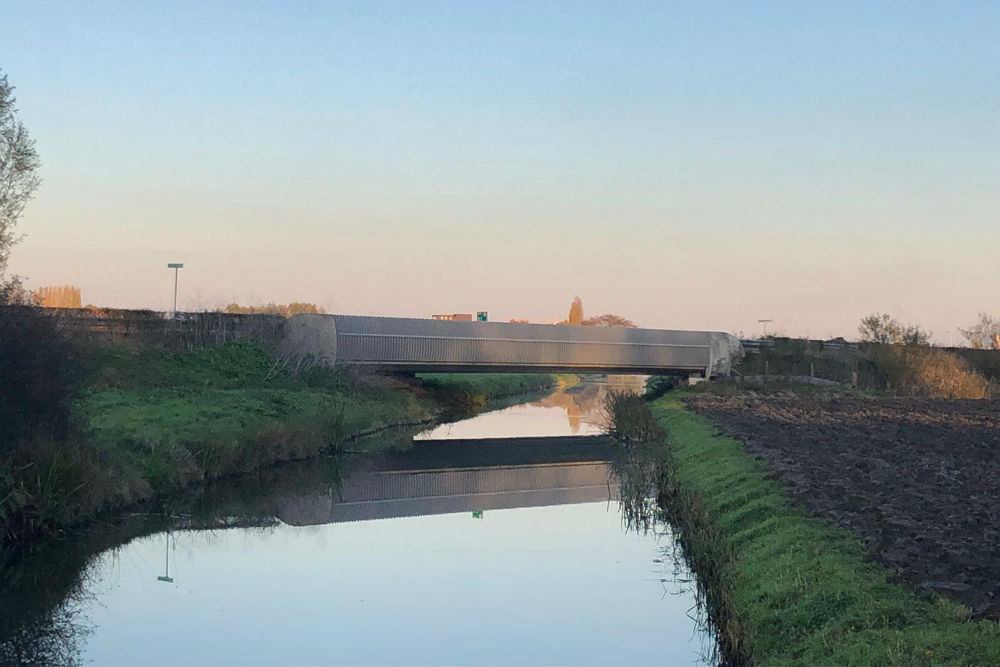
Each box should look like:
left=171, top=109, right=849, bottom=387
left=274, top=436, right=620, bottom=526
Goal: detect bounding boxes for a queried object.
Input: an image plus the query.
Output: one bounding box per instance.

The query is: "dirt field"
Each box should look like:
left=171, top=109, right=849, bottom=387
left=686, top=393, right=1000, bottom=619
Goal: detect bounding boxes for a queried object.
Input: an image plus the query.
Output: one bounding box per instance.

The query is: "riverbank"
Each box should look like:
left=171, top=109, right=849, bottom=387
left=609, top=390, right=1000, bottom=665
left=1, top=339, right=567, bottom=548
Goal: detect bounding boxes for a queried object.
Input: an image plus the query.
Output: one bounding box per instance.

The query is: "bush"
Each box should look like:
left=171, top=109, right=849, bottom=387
left=0, top=302, right=82, bottom=452
left=0, top=290, right=96, bottom=541
left=643, top=375, right=682, bottom=400
left=872, top=344, right=990, bottom=399
left=736, top=337, right=866, bottom=383
left=603, top=391, right=662, bottom=442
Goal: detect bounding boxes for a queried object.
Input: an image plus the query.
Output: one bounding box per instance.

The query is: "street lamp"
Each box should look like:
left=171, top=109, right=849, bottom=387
left=157, top=531, right=174, bottom=583
left=167, top=263, right=183, bottom=317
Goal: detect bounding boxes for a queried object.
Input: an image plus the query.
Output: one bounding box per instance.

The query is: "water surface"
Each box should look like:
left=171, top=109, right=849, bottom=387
left=1, top=380, right=716, bottom=666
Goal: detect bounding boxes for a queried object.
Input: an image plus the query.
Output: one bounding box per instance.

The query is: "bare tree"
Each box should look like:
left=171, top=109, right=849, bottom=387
left=224, top=301, right=326, bottom=317
left=900, top=325, right=932, bottom=346
left=858, top=313, right=931, bottom=345
left=0, top=70, right=41, bottom=276
left=859, top=313, right=901, bottom=344
left=581, top=313, right=637, bottom=328
left=960, top=313, right=1000, bottom=350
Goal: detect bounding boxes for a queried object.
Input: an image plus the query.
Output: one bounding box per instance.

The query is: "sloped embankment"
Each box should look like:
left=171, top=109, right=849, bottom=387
left=641, top=394, right=1000, bottom=665
left=2, top=339, right=564, bottom=546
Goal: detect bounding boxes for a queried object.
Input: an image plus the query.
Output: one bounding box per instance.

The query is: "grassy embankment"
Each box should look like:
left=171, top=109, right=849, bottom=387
left=2, top=340, right=565, bottom=544
left=608, top=390, right=1000, bottom=666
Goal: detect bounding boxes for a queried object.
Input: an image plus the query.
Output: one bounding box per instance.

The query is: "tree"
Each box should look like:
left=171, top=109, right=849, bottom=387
left=859, top=313, right=901, bottom=344
left=566, top=296, right=584, bottom=326
left=960, top=313, right=1000, bottom=350
left=858, top=313, right=930, bottom=346
left=581, top=313, right=637, bottom=328
left=0, top=70, right=41, bottom=277
left=900, top=325, right=932, bottom=346
left=223, top=302, right=325, bottom=318
left=33, top=285, right=82, bottom=308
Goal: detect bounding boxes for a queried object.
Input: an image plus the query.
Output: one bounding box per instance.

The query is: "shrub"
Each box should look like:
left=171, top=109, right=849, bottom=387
left=602, top=391, right=662, bottom=442
left=872, top=345, right=990, bottom=399
left=0, top=290, right=95, bottom=541
left=643, top=375, right=682, bottom=400
left=0, top=301, right=82, bottom=453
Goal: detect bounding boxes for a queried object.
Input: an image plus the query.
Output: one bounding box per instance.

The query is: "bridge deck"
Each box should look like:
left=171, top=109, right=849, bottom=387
left=281, top=314, right=741, bottom=376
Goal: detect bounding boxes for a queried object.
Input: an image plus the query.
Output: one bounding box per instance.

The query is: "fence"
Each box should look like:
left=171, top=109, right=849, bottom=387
left=32, top=307, right=285, bottom=352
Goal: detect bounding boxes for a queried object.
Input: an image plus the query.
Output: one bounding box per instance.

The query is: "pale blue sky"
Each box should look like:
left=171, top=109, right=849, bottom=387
left=3, top=1, right=999, bottom=339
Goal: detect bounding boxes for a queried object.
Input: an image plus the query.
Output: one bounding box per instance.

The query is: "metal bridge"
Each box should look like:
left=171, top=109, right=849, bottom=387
left=281, top=314, right=741, bottom=376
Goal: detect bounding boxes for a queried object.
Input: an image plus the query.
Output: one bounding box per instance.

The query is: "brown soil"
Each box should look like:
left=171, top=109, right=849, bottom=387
left=686, top=393, right=1000, bottom=619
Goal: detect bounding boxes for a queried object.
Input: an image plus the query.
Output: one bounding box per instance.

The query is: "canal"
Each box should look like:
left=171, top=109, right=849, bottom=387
left=0, top=379, right=717, bottom=666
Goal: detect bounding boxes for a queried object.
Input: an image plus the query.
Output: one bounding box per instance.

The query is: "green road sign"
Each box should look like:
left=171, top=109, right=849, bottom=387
left=476, top=311, right=487, bottom=322
left=167, top=263, right=184, bottom=269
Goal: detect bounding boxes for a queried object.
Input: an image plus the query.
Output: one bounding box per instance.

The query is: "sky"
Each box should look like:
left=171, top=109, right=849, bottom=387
left=3, top=1, right=999, bottom=341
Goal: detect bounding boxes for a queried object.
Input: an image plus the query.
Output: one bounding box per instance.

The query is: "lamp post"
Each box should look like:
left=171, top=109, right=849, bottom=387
left=157, top=531, right=174, bottom=583
left=167, top=263, right=183, bottom=317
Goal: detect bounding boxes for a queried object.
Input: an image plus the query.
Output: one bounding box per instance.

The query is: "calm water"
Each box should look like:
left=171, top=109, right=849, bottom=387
left=416, top=376, right=648, bottom=440
left=1, top=380, right=717, bottom=666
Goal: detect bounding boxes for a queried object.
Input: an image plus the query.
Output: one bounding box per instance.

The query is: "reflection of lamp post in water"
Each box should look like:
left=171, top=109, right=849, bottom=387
left=157, top=532, right=174, bottom=583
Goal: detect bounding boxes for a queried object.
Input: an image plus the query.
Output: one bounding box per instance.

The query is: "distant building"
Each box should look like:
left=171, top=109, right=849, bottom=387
left=432, top=313, right=473, bottom=321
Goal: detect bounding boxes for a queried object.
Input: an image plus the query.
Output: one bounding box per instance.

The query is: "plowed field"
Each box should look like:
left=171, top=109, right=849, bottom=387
left=687, top=394, right=1000, bottom=618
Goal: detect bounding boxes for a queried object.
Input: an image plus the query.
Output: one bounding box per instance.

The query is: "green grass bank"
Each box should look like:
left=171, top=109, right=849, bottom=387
left=616, top=392, right=1000, bottom=666
left=2, top=340, right=566, bottom=547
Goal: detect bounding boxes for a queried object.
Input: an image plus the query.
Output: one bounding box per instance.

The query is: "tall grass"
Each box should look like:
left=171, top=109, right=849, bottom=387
left=872, top=344, right=991, bottom=398
left=740, top=336, right=996, bottom=398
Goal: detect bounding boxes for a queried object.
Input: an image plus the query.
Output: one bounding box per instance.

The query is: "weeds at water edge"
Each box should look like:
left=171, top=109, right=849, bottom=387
left=603, top=390, right=749, bottom=666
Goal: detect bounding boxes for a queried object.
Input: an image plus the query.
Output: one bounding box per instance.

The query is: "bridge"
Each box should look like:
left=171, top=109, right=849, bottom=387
left=281, top=314, right=741, bottom=377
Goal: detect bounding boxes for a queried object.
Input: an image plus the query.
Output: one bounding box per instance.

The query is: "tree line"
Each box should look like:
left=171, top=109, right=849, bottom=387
left=559, top=296, right=637, bottom=328
left=859, top=312, right=1000, bottom=349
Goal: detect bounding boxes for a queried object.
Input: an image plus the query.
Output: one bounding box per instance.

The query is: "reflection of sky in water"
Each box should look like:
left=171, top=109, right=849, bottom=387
left=81, top=503, right=707, bottom=666
left=416, top=402, right=606, bottom=439
left=416, top=379, right=646, bottom=440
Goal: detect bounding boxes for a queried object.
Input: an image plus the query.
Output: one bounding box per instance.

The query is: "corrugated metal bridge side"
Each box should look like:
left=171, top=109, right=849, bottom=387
left=282, top=314, right=741, bottom=375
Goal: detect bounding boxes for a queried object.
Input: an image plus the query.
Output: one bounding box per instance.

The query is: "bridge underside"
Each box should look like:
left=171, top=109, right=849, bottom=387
left=356, top=363, right=706, bottom=375
left=281, top=313, right=741, bottom=377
